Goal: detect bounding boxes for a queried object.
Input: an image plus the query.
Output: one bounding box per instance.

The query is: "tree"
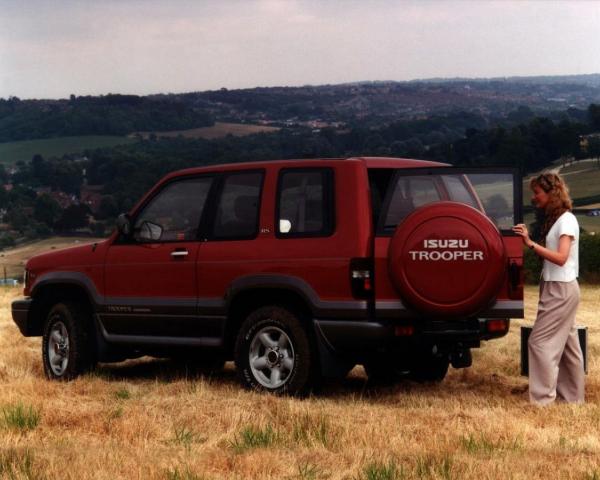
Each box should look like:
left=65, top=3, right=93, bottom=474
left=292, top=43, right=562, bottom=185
left=588, top=104, right=600, bottom=130
left=34, top=194, right=62, bottom=228
left=31, top=154, right=50, bottom=181
left=55, top=204, right=90, bottom=231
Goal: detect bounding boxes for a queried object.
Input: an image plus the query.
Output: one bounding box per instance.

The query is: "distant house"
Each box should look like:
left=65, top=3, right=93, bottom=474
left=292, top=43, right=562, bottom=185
left=579, top=132, right=600, bottom=151
left=49, top=191, right=75, bottom=209
left=80, top=185, right=104, bottom=214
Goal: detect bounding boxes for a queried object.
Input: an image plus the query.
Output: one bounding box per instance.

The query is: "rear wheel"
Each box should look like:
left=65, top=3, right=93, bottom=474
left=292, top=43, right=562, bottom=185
left=409, top=353, right=449, bottom=383
left=234, top=305, right=317, bottom=395
left=364, top=352, right=410, bottom=385
left=42, top=302, right=96, bottom=380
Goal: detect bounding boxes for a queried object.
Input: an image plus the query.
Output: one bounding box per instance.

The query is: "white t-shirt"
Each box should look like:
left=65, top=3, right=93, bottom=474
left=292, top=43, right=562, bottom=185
left=541, top=211, right=579, bottom=282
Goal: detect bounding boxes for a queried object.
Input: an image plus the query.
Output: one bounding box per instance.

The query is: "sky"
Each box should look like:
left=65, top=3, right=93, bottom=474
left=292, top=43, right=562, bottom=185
left=1, top=0, right=600, bottom=100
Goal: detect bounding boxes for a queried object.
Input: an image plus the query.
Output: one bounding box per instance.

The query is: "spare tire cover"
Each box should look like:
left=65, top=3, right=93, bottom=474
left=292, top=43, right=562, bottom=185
left=388, top=201, right=506, bottom=318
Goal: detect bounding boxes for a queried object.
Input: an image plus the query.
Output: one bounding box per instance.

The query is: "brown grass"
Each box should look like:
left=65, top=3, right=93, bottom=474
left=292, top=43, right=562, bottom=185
left=1, top=285, right=600, bottom=479
left=135, top=122, right=279, bottom=141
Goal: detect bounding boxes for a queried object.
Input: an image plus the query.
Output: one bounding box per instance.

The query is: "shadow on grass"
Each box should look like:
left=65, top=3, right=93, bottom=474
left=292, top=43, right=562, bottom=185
left=88, top=357, right=525, bottom=403
left=92, top=358, right=239, bottom=386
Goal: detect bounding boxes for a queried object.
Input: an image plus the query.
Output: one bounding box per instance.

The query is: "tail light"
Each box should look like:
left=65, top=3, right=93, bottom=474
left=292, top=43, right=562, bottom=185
left=486, top=319, right=509, bottom=333
left=23, top=269, right=30, bottom=296
left=350, top=258, right=373, bottom=299
left=395, top=325, right=415, bottom=336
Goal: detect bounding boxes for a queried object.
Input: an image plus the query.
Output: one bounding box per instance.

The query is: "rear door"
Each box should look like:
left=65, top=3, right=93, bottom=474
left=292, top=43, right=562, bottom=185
left=370, top=167, right=523, bottom=319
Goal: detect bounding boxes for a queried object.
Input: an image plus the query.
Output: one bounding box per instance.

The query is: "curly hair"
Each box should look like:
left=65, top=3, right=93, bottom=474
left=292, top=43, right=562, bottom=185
left=529, top=172, right=573, bottom=241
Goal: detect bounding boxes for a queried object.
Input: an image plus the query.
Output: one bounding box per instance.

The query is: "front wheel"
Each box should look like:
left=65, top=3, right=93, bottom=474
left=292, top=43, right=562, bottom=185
left=42, top=302, right=96, bottom=380
left=234, top=306, right=317, bottom=395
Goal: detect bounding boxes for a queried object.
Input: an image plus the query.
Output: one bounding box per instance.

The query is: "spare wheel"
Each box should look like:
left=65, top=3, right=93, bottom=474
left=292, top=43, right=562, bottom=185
left=388, top=201, right=506, bottom=318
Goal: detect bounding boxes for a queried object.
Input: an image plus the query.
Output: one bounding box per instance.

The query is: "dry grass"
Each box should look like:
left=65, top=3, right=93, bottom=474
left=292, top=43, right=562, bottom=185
left=135, top=122, right=279, bottom=141
left=1, top=285, right=600, bottom=479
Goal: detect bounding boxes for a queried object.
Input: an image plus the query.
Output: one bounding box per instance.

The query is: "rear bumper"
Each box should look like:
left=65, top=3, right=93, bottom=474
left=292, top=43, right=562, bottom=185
left=11, top=298, right=34, bottom=336
left=314, top=318, right=509, bottom=353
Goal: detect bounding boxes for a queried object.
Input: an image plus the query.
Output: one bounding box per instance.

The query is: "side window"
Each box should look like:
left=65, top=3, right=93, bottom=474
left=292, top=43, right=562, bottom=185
left=383, top=176, right=441, bottom=228
left=277, top=169, right=334, bottom=237
left=212, top=172, right=264, bottom=239
left=134, top=176, right=213, bottom=242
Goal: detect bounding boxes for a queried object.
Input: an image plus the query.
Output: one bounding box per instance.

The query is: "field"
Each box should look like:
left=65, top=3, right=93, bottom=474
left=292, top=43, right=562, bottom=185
left=0, top=136, right=138, bottom=165
left=1, top=285, right=600, bottom=479
left=134, top=122, right=280, bottom=140
left=0, top=237, right=104, bottom=279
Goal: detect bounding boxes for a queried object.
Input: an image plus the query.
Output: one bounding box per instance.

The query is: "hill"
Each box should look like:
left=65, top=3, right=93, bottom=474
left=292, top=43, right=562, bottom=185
left=3, top=74, right=600, bottom=144
left=0, top=94, right=214, bottom=143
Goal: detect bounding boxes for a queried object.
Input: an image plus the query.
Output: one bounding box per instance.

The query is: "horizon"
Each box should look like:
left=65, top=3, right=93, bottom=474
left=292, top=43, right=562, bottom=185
left=4, top=71, right=600, bottom=102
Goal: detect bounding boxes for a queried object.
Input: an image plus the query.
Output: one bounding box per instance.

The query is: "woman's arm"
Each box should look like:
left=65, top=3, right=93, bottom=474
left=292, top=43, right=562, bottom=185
left=512, top=224, right=573, bottom=266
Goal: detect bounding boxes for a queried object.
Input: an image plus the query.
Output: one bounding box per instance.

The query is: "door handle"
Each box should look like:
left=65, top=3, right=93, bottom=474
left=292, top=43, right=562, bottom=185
left=171, top=249, right=189, bottom=258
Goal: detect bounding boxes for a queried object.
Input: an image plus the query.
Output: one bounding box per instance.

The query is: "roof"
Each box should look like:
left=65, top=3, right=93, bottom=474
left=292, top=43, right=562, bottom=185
left=162, top=156, right=449, bottom=181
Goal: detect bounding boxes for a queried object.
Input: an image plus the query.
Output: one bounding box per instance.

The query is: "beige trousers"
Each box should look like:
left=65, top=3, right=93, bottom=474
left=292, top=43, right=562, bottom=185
left=528, top=279, right=584, bottom=405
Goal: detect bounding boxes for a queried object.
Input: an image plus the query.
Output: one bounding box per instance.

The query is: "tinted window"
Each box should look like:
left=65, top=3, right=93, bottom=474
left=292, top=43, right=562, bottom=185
left=384, top=176, right=440, bottom=228
left=466, top=173, right=515, bottom=229
left=134, top=176, right=213, bottom=242
left=442, top=175, right=479, bottom=208
left=277, top=169, right=333, bottom=236
left=212, top=172, right=263, bottom=239
left=376, top=170, right=517, bottom=234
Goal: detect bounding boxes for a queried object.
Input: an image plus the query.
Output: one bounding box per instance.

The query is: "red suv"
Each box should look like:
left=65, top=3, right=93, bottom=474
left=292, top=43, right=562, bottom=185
left=12, top=157, right=523, bottom=394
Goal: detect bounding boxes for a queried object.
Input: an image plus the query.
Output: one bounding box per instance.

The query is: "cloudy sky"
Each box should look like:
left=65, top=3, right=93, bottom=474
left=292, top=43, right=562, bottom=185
left=1, top=0, right=599, bottom=99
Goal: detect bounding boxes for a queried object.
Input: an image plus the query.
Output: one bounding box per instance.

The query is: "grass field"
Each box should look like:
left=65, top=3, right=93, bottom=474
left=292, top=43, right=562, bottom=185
left=1, top=285, right=599, bottom=479
left=0, top=136, right=138, bottom=165
left=134, top=122, right=280, bottom=140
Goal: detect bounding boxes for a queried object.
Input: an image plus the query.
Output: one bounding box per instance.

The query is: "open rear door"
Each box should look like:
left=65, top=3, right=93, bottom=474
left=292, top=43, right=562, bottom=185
left=370, top=166, right=524, bottom=320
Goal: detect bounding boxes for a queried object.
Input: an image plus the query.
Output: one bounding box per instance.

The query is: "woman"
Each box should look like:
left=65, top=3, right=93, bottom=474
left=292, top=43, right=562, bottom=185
left=513, top=172, right=584, bottom=405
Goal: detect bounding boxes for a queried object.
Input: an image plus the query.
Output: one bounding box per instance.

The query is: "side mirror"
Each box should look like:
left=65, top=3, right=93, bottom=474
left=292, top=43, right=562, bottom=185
left=137, top=221, right=163, bottom=242
left=116, top=213, right=132, bottom=238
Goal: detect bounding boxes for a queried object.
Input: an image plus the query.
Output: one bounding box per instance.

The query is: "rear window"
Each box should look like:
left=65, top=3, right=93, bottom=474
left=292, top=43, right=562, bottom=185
left=370, top=168, right=517, bottom=234
left=276, top=168, right=334, bottom=237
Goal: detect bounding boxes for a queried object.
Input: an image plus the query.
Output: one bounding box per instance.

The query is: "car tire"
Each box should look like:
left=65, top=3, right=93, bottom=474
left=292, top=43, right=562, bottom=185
left=409, top=353, right=449, bottom=383
left=42, top=302, right=96, bottom=381
left=234, top=305, right=317, bottom=395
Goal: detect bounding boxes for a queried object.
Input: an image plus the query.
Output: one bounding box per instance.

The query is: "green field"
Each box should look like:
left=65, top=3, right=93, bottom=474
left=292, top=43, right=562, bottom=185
left=0, top=136, right=138, bottom=164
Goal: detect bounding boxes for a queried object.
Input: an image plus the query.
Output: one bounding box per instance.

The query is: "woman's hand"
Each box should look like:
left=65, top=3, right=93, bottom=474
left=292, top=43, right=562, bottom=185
left=512, top=223, right=534, bottom=248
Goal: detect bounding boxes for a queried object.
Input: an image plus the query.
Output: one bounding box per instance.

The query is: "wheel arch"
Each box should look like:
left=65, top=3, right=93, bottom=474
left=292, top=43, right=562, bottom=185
left=224, top=286, right=313, bottom=356
left=29, top=277, right=98, bottom=337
